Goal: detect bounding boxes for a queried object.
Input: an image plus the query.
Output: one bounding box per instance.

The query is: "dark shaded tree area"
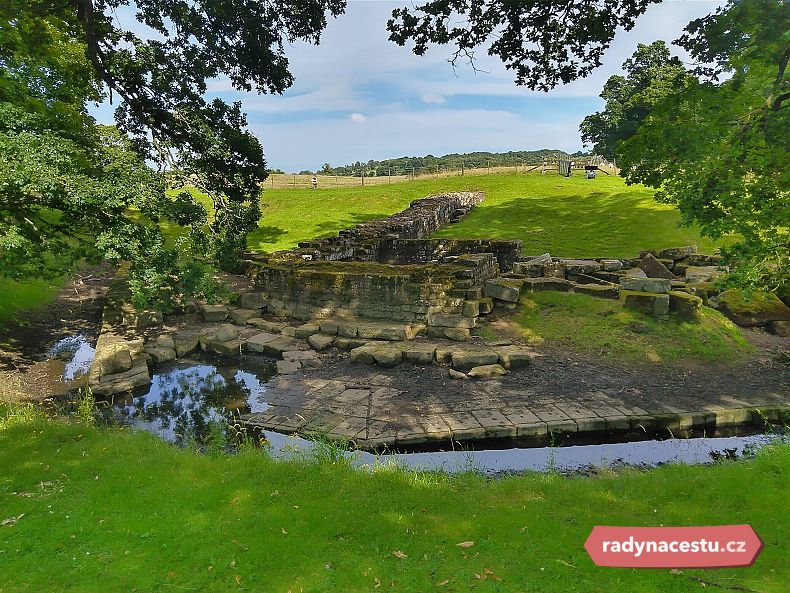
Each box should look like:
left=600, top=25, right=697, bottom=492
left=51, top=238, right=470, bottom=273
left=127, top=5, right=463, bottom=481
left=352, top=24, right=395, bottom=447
left=1, top=0, right=344, bottom=309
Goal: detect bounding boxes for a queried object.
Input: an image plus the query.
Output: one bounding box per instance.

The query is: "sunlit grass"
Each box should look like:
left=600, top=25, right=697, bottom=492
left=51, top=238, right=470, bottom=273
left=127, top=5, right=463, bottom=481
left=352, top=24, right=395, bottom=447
left=0, top=410, right=787, bottom=592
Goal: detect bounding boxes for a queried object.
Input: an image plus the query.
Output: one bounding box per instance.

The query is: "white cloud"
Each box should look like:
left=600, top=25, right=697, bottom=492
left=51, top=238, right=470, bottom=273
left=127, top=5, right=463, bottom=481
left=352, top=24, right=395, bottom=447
left=421, top=93, right=446, bottom=104
left=350, top=112, right=366, bottom=123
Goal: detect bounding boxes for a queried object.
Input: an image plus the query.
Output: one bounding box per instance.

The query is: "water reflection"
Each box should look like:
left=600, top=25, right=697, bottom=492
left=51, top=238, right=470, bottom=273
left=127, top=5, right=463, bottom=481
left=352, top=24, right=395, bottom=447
left=113, top=358, right=276, bottom=445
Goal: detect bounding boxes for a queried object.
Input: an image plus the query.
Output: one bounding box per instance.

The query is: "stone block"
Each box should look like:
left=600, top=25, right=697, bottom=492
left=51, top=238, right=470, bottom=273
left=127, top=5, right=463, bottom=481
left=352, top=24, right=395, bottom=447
left=294, top=322, right=321, bottom=338
left=483, top=278, right=522, bottom=302
left=210, top=339, right=243, bottom=357
left=92, top=364, right=151, bottom=397
left=214, top=323, right=240, bottom=342
left=144, top=346, right=176, bottom=364
left=495, top=347, right=534, bottom=370
left=370, top=344, right=404, bottom=367
left=319, top=320, right=339, bottom=335
left=685, top=266, right=719, bottom=284
left=334, top=337, right=369, bottom=350
left=402, top=343, right=437, bottom=364
left=308, top=333, right=335, bottom=351
left=350, top=345, right=375, bottom=364
left=357, top=322, right=415, bottom=341
left=99, top=346, right=133, bottom=376
left=559, top=259, right=602, bottom=274
left=276, top=359, right=301, bottom=375
left=716, top=289, right=790, bottom=327
left=622, top=267, right=648, bottom=278
left=427, top=313, right=476, bottom=329
left=261, top=336, right=305, bottom=358
left=462, top=300, right=480, bottom=318
left=467, top=364, right=507, bottom=378
left=245, top=332, right=280, bottom=353
left=543, top=262, right=566, bottom=279
left=448, top=369, right=468, bottom=380
left=600, top=259, right=623, bottom=272
left=435, top=345, right=462, bottom=364
left=155, top=335, right=175, bottom=349
left=668, top=290, right=702, bottom=317
left=526, top=253, right=553, bottom=265
left=512, top=262, right=544, bottom=277
left=238, top=291, right=268, bottom=309
left=172, top=334, right=199, bottom=357
left=427, top=327, right=470, bottom=341
left=621, top=291, right=670, bottom=315
left=619, top=276, right=672, bottom=294
left=246, top=318, right=286, bottom=333
left=451, top=348, right=499, bottom=372
left=639, top=253, right=675, bottom=280
left=658, top=245, right=697, bottom=260
left=200, top=304, right=228, bottom=322
left=281, top=326, right=297, bottom=337
left=478, top=298, right=494, bottom=314
left=230, top=308, right=260, bottom=325
left=337, top=322, right=358, bottom=338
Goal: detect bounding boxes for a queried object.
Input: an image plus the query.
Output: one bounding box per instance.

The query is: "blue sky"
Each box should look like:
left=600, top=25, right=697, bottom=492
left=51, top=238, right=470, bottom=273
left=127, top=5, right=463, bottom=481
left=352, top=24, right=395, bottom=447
left=92, top=0, right=724, bottom=172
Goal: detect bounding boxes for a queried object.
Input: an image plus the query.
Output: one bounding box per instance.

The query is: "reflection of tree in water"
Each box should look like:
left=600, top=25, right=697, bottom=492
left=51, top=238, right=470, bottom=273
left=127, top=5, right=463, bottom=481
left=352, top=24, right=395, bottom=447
left=118, top=363, right=265, bottom=446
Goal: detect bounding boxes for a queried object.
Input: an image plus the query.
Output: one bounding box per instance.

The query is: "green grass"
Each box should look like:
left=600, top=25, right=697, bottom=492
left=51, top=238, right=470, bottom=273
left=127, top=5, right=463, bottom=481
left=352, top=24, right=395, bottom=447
left=0, top=277, right=62, bottom=326
left=1, top=411, right=788, bottom=592
left=511, top=292, right=752, bottom=364
left=253, top=173, right=723, bottom=257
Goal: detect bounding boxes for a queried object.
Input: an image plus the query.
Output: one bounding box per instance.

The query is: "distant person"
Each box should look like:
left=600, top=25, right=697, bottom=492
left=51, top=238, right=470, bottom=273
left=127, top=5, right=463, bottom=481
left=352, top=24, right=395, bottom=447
left=311, top=175, right=317, bottom=189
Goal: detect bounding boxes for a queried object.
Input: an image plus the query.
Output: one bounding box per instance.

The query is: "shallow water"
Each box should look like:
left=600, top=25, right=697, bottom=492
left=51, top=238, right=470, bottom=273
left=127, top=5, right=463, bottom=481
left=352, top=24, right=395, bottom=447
left=45, top=338, right=783, bottom=473
left=98, top=354, right=784, bottom=474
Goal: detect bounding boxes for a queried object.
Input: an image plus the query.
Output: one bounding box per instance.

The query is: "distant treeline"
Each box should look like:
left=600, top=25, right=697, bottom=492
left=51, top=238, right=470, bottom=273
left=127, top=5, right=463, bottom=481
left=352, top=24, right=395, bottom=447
left=293, top=149, right=591, bottom=177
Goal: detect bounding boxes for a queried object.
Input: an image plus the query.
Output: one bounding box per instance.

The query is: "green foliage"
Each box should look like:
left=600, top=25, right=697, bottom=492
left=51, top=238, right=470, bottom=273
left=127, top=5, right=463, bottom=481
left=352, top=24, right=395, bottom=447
left=324, top=149, right=575, bottom=177
left=580, top=41, right=692, bottom=160
left=618, top=0, right=789, bottom=294
left=1, top=412, right=789, bottom=591
left=388, top=0, right=661, bottom=90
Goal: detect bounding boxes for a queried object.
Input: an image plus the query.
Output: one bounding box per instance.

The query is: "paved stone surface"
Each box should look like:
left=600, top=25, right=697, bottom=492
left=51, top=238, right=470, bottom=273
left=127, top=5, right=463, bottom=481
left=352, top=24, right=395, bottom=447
left=239, top=354, right=790, bottom=450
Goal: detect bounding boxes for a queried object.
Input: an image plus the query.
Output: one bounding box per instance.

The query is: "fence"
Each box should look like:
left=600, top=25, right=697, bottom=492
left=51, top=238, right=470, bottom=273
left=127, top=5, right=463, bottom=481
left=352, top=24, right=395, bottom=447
left=266, top=158, right=619, bottom=190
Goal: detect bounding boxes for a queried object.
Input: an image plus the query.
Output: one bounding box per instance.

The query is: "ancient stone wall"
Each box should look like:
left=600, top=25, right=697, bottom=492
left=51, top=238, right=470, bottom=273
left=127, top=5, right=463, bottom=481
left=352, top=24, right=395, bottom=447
left=289, top=192, right=484, bottom=262
left=376, top=238, right=522, bottom=271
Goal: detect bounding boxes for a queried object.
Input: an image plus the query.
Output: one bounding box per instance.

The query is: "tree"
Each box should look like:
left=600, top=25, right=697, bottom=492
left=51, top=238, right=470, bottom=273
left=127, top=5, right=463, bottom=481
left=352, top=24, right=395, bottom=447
left=387, top=0, right=662, bottom=90
left=320, top=163, right=333, bottom=175
left=617, top=0, right=789, bottom=293
left=579, top=41, right=692, bottom=161
left=2, top=0, right=345, bottom=308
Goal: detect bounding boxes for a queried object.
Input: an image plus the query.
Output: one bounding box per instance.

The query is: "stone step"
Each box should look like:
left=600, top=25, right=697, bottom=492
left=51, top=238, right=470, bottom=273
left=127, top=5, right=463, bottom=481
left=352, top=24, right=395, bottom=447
left=348, top=339, right=535, bottom=371
left=315, top=318, right=426, bottom=341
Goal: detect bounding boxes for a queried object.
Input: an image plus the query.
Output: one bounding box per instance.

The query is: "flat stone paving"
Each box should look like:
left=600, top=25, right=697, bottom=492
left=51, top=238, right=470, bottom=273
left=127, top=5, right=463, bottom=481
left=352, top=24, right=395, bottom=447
left=240, top=357, right=790, bottom=449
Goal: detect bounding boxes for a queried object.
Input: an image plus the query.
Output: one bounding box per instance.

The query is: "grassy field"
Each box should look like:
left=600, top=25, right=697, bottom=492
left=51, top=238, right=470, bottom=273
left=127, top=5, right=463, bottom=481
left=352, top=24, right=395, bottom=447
left=0, top=277, right=62, bottom=326
left=254, top=173, right=721, bottom=257
left=1, top=408, right=788, bottom=593
left=502, top=292, right=753, bottom=364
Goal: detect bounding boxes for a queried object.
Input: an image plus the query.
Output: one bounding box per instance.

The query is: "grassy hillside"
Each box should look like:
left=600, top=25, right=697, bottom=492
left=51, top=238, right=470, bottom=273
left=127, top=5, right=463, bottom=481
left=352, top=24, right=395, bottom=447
left=1, top=408, right=788, bottom=593
left=253, top=173, right=721, bottom=257
left=0, top=278, right=62, bottom=325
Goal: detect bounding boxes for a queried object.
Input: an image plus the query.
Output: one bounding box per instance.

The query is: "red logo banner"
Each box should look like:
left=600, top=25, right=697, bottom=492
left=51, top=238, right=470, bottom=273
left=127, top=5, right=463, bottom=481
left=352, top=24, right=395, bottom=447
left=584, top=525, right=763, bottom=568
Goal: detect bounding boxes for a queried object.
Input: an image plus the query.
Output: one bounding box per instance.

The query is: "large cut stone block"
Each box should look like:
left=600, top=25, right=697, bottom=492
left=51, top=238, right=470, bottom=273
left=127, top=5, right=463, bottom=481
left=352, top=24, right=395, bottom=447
left=294, top=322, right=321, bottom=338
left=639, top=253, right=675, bottom=280
left=144, top=345, right=176, bottom=364
left=245, top=332, right=279, bottom=353
left=658, top=245, right=697, bottom=260
left=308, top=333, right=334, bottom=351
left=238, top=291, right=268, bottom=309
left=571, top=284, right=619, bottom=299
left=685, top=266, right=719, bottom=284
left=426, top=327, right=470, bottom=341
left=467, top=364, right=507, bottom=378
left=716, top=289, right=790, bottom=327
left=230, top=308, right=260, bottom=325
left=214, top=323, right=240, bottom=342
left=620, top=277, right=672, bottom=294
left=483, top=278, right=522, bottom=302
left=621, top=291, right=670, bottom=315
left=521, top=277, right=572, bottom=292
left=668, top=290, right=702, bottom=317
left=247, top=318, right=286, bottom=333
left=451, top=348, right=499, bottom=372
left=210, top=339, right=244, bottom=357
left=200, top=304, right=228, bottom=322
left=402, top=342, right=437, bottom=364
left=559, top=259, right=602, bottom=274
left=427, top=313, right=476, bottom=329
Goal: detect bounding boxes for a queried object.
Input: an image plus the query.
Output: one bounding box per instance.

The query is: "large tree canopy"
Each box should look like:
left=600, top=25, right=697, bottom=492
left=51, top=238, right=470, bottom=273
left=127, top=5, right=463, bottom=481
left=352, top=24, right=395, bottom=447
left=1, top=0, right=345, bottom=308
left=387, top=0, right=660, bottom=90
left=588, top=0, right=789, bottom=293
left=579, top=41, right=692, bottom=162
